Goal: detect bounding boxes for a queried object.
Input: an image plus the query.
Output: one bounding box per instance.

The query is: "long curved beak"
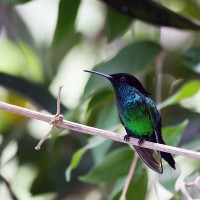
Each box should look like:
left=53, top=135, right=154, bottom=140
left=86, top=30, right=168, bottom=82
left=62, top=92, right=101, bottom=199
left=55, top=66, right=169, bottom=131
left=84, top=70, right=112, bottom=79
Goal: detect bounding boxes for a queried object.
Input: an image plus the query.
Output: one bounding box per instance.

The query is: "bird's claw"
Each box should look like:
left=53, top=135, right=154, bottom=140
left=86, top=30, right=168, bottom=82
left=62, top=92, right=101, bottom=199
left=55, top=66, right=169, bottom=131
left=138, top=138, right=146, bottom=146
left=124, top=134, right=130, bottom=142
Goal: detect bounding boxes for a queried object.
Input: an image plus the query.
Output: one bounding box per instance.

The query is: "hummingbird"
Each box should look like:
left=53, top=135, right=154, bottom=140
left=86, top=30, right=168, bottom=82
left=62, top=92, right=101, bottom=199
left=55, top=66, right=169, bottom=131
left=84, top=70, right=175, bottom=173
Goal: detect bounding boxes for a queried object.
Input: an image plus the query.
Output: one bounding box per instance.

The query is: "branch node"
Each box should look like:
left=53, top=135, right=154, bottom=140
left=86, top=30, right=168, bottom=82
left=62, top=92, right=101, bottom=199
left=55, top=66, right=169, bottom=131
left=50, top=114, right=64, bottom=128
left=180, top=176, right=200, bottom=200
left=35, top=86, right=64, bottom=150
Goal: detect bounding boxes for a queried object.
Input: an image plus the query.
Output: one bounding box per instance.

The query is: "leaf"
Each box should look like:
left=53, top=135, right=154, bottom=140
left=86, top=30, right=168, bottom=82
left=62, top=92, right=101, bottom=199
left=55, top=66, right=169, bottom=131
left=181, top=48, right=200, bottom=73
left=87, top=89, right=114, bottom=112
left=96, top=103, right=118, bottom=130
left=180, top=0, right=200, bottom=20
left=162, top=120, right=189, bottom=146
left=65, top=136, right=107, bottom=182
left=184, top=171, right=200, bottom=182
left=110, top=162, right=147, bottom=200
left=107, top=6, right=132, bottom=41
left=101, top=0, right=200, bottom=30
left=181, top=137, right=200, bottom=151
left=79, top=147, right=134, bottom=183
left=51, top=32, right=81, bottom=70
left=53, top=0, right=80, bottom=46
left=159, top=164, right=181, bottom=193
left=91, top=139, right=113, bottom=164
left=182, top=139, right=200, bottom=152
left=0, top=0, right=32, bottom=4
left=85, top=89, right=116, bottom=127
left=109, top=177, right=126, bottom=200
left=84, top=40, right=162, bottom=96
left=158, top=81, right=200, bottom=110
left=0, top=72, right=67, bottom=113
left=2, top=6, right=34, bottom=45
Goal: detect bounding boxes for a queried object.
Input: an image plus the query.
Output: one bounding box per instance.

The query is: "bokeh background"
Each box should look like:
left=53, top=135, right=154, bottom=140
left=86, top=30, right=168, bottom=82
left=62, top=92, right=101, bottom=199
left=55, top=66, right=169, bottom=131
left=1, top=0, right=200, bottom=199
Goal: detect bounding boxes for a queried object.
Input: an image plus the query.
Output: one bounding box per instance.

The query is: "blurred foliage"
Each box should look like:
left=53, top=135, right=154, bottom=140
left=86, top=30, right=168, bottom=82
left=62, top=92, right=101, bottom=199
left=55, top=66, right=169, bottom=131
left=0, top=0, right=200, bottom=200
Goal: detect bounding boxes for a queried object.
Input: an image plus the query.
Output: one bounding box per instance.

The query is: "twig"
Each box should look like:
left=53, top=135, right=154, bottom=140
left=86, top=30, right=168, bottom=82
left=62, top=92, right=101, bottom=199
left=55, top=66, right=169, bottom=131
left=35, top=85, right=63, bottom=150
left=0, top=101, right=200, bottom=159
left=35, top=127, right=56, bottom=150
left=0, top=174, right=18, bottom=200
left=120, top=153, right=139, bottom=200
left=181, top=176, right=200, bottom=200
left=56, top=85, right=63, bottom=116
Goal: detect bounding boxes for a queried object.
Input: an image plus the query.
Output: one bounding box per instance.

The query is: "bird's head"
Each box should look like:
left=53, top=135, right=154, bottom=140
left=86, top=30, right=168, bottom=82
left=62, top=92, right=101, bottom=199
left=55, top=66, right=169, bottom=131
left=84, top=70, right=151, bottom=96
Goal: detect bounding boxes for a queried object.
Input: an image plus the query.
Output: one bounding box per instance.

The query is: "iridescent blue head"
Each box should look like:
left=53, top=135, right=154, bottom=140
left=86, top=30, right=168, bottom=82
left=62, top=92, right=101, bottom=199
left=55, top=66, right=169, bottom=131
left=84, top=70, right=151, bottom=96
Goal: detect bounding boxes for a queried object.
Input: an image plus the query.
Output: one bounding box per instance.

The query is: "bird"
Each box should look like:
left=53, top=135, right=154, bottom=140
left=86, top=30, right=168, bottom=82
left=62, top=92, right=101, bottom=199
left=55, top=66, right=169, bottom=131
left=84, top=70, right=175, bottom=173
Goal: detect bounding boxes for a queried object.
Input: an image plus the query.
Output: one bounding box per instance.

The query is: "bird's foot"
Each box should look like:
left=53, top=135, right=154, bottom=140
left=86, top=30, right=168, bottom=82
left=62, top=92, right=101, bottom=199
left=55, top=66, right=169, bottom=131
left=138, top=138, right=147, bottom=146
left=124, top=134, right=130, bottom=142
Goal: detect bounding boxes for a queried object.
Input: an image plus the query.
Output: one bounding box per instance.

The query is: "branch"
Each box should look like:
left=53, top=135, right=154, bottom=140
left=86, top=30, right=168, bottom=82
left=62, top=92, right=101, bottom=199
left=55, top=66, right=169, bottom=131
left=180, top=176, right=200, bottom=200
left=0, top=101, right=200, bottom=159
left=120, top=153, right=139, bottom=200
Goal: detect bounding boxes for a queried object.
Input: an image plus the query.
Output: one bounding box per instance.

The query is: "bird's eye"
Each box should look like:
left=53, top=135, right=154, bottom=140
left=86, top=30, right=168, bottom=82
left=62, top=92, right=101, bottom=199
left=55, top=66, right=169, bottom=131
left=120, top=77, right=126, bottom=82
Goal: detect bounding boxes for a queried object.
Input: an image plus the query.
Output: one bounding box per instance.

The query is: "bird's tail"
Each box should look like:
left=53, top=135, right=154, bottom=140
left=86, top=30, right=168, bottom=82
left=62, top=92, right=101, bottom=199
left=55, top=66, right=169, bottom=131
left=133, top=139, right=175, bottom=173
left=133, top=145, right=163, bottom=174
left=159, top=139, right=176, bottom=169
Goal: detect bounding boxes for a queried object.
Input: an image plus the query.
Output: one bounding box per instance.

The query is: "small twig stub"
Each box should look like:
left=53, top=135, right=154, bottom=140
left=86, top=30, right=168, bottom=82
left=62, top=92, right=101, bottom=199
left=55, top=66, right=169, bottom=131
left=181, top=176, right=200, bottom=200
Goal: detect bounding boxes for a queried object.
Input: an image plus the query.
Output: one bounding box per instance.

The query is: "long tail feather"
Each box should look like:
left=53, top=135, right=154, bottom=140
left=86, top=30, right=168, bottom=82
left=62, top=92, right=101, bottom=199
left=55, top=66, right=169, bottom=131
left=160, top=152, right=176, bottom=169
left=159, top=139, right=176, bottom=169
left=154, top=130, right=176, bottom=170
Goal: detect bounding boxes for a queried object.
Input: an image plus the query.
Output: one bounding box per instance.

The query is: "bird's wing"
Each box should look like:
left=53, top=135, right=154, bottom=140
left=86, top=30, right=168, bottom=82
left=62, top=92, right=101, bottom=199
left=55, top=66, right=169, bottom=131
left=134, top=145, right=163, bottom=174
left=145, top=98, right=176, bottom=169
left=145, top=97, right=162, bottom=142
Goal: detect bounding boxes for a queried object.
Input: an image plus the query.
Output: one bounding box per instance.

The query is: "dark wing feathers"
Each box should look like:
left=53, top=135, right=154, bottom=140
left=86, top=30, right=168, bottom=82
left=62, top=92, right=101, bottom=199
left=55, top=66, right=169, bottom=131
left=123, top=126, right=163, bottom=174
left=134, top=145, right=163, bottom=173
left=146, top=98, right=175, bottom=169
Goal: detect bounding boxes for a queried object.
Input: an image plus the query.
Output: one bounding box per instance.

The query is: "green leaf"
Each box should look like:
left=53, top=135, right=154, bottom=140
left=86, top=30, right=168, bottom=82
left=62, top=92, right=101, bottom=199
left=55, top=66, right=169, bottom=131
left=180, top=0, right=200, bottom=20
left=185, top=171, right=200, bottom=182
left=107, top=6, right=132, bottom=41
left=110, top=162, right=147, bottom=200
left=85, top=89, right=116, bottom=127
left=84, top=41, right=162, bottom=96
left=53, top=0, right=80, bottom=46
left=66, top=136, right=106, bottom=181
left=101, top=0, right=200, bottom=30
left=51, top=32, right=81, bottom=71
left=181, top=139, right=200, bottom=151
left=162, top=119, right=189, bottom=146
left=159, top=164, right=181, bottom=193
left=86, top=90, right=118, bottom=164
left=0, top=72, right=67, bottom=113
left=158, top=81, right=200, bottom=110
left=181, top=49, right=200, bottom=73
left=0, top=0, right=32, bottom=4
left=87, top=89, right=114, bottom=112
left=79, top=147, right=134, bottom=183
left=109, top=177, right=126, bottom=200
left=91, top=139, right=113, bottom=164
left=96, top=103, right=118, bottom=130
